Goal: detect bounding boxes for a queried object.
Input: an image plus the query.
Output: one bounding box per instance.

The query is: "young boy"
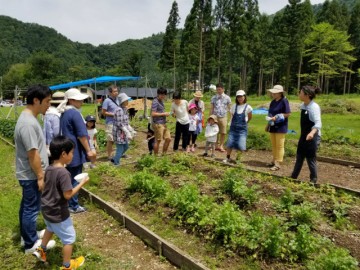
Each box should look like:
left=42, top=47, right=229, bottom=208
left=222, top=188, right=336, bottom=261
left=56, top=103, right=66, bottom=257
left=33, top=135, right=88, bottom=269
left=203, top=115, right=219, bottom=158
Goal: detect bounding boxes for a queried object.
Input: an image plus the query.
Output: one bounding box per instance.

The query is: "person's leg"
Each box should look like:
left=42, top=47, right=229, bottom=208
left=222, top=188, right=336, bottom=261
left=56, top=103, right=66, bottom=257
left=269, top=133, right=277, bottom=164
left=291, top=153, right=305, bottom=179
left=306, top=156, right=318, bottom=183
left=276, top=133, right=286, bottom=163
left=211, top=143, right=216, bottom=157
left=163, top=126, right=171, bottom=154
left=173, top=122, right=181, bottom=151
left=239, top=130, right=247, bottom=152
left=181, top=124, right=190, bottom=150
left=113, top=144, right=123, bottom=165
left=106, top=124, right=114, bottom=159
left=66, top=165, right=83, bottom=211
left=19, top=180, right=41, bottom=249
left=203, top=141, right=210, bottom=155
left=154, top=140, right=161, bottom=155
left=152, top=124, right=162, bottom=155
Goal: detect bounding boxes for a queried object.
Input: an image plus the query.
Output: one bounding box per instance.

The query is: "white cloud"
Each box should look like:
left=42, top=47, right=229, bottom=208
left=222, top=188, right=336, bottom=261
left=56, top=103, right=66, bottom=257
left=0, top=0, right=325, bottom=45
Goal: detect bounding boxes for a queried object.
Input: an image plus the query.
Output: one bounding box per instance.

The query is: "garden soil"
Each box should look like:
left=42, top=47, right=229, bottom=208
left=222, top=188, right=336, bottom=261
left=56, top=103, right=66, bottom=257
left=78, top=128, right=360, bottom=269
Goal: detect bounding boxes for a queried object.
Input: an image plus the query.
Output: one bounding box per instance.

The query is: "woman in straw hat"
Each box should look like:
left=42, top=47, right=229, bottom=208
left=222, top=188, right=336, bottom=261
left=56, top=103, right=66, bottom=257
left=189, top=90, right=205, bottom=138
left=265, top=85, right=291, bottom=171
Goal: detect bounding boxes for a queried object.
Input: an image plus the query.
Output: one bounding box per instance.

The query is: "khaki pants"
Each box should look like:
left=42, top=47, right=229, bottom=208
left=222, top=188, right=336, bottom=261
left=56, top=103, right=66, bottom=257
left=270, top=133, right=286, bottom=162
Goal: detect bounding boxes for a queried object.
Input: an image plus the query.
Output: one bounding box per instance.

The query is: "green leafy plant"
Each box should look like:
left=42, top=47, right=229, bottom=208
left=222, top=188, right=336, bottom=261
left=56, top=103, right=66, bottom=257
left=332, top=202, right=352, bottom=230
left=136, top=154, right=156, bottom=169
left=128, top=171, right=169, bottom=203
left=307, top=247, right=358, bottom=270
left=288, top=224, right=319, bottom=261
left=261, top=217, right=288, bottom=258
left=96, top=128, right=107, bottom=148
left=289, top=202, right=319, bottom=228
left=0, top=119, right=16, bottom=139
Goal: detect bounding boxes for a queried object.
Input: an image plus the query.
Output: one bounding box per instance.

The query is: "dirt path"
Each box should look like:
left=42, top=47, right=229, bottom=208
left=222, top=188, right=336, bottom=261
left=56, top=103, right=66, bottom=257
left=72, top=209, right=176, bottom=270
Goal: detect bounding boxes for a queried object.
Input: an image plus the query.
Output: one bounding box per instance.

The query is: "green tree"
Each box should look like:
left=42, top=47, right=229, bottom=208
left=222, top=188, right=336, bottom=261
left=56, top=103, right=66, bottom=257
left=123, top=50, right=144, bottom=77
left=27, top=51, right=62, bottom=85
left=159, top=1, right=180, bottom=90
left=303, top=23, right=356, bottom=93
left=2, top=63, right=30, bottom=97
left=214, top=0, right=231, bottom=83
left=317, top=0, right=350, bottom=31
left=348, top=0, right=360, bottom=93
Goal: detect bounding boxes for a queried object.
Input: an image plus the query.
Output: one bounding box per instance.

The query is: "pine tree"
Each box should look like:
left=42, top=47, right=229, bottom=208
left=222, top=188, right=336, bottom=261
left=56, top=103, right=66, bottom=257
left=159, top=1, right=180, bottom=90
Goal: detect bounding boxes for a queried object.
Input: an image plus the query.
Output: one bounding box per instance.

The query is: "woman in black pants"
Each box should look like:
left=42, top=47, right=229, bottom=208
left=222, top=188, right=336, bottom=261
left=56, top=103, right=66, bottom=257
left=291, top=86, right=322, bottom=184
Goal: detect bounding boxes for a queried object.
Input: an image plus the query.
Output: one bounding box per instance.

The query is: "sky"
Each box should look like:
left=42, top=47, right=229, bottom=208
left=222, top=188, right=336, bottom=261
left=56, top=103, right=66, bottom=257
left=0, top=0, right=326, bottom=46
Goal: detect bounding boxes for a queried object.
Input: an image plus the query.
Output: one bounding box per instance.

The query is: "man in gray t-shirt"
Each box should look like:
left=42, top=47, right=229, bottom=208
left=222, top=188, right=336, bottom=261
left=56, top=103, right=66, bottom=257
left=14, top=84, right=52, bottom=253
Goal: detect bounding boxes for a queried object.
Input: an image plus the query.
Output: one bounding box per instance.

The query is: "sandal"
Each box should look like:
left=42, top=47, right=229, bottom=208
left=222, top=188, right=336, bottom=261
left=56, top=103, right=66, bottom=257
left=270, top=165, right=280, bottom=171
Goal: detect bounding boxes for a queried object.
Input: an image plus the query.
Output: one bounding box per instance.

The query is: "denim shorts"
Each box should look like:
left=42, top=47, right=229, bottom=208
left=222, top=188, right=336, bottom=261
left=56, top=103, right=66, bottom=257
left=44, top=217, right=76, bottom=245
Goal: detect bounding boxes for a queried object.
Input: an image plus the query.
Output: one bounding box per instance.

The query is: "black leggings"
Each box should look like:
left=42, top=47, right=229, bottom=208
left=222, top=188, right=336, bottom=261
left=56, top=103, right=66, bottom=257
left=173, top=122, right=190, bottom=150
left=188, top=131, right=197, bottom=146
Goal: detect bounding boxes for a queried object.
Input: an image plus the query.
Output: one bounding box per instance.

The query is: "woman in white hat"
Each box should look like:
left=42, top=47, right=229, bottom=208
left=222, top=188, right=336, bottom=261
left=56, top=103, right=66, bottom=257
left=223, top=90, right=253, bottom=163
left=43, top=91, right=65, bottom=156
left=112, top=93, right=136, bottom=166
left=265, top=85, right=291, bottom=171
left=60, top=88, right=93, bottom=213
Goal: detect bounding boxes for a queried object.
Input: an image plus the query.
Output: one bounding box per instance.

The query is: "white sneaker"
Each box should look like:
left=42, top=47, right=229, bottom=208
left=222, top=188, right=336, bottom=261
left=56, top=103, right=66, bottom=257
left=24, top=239, right=56, bottom=254
left=21, top=229, right=45, bottom=247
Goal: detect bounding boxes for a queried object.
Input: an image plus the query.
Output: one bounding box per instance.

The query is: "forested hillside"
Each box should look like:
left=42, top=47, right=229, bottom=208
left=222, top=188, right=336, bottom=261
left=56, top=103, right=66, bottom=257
left=1, top=0, right=359, bottom=98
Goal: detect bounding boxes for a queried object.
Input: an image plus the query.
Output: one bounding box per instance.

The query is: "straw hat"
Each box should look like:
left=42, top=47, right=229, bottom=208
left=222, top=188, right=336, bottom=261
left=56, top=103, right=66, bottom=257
left=193, top=90, right=203, bottom=98
left=208, top=115, right=218, bottom=123
left=50, top=91, right=65, bottom=104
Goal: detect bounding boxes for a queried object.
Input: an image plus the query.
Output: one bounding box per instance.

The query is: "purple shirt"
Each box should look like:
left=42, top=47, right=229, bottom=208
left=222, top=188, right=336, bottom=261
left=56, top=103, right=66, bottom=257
left=102, top=97, right=119, bottom=124
left=268, top=97, right=291, bottom=133
left=151, top=97, right=166, bottom=124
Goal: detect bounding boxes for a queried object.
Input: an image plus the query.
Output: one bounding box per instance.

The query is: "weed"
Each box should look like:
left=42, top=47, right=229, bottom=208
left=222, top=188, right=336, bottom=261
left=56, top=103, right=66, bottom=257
left=288, top=224, right=319, bottom=261
left=96, top=129, right=107, bottom=148
left=247, top=130, right=271, bottom=150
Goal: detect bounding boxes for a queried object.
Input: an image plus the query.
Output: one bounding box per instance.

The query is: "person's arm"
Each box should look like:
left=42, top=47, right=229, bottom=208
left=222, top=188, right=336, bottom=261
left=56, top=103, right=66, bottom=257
left=78, top=136, right=94, bottom=158
left=247, top=112, right=253, bottom=123
left=307, top=104, right=322, bottom=141
left=210, top=103, right=214, bottom=115
left=63, top=176, right=89, bottom=200
left=27, top=149, right=45, bottom=191
left=102, top=100, right=115, bottom=117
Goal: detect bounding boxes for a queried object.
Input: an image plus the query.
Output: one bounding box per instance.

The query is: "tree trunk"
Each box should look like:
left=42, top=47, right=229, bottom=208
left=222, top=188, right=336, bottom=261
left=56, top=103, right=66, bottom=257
left=258, top=65, right=263, bottom=96
left=343, top=72, right=347, bottom=95
left=348, top=63, right=353, bottom=94
left=271, top=64, right=275, bottom=87
left=228, top=65, right=232, bottom=95
left=297, top=54, right=303, bottom=91
left=217, top=30, right=222, bottom=83
left=173, top=48, right=176, bottom=91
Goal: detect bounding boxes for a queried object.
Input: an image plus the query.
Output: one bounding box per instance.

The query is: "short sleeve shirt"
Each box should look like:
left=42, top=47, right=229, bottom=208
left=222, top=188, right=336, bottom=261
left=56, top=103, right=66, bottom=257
left=41, top=166, right=73, bottom=223
left=211, top=94, right=231, bottom=118
left=171, top=100, right=190, bottom=125
left=151, top=97, right=166, bottom=124
left=230, top=104, right=253, bottom=122
left=268, top=97, right=291, bottom=133
left=60, top=109, right=88, bottom=167
left=102, top=97, right=119, bottom=124
left=15, top=111, right=49, bottom=180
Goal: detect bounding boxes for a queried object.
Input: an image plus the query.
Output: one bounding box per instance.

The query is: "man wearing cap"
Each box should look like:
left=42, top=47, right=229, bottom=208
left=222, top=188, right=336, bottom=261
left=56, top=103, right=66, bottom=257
left=60, top=88, right=94, bottom=213
left=101, top=85, right=119, bottom=161
left=210, top=83, right=231, bottom=152
left=265, top=85, right=291, bottom=171
left=43, top=91, right=65, bottom=159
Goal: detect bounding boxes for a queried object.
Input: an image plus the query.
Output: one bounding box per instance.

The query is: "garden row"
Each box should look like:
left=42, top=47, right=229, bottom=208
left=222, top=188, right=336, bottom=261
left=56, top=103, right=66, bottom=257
left=89, top=153, right=359, bottom=269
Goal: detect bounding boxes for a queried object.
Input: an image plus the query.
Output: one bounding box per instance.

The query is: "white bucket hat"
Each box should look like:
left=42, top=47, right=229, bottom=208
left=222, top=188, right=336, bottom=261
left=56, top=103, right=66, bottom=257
left=268, top=85, right=284, bottom=94
left=118, top=93, right=131, bottom=105
left=65, top=88, right=89, bottom=100
left=236, top=90, right=246, bottom=96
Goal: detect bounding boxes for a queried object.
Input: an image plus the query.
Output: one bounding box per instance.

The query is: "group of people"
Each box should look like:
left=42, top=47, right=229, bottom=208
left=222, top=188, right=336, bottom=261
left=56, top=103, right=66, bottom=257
left=150, top=83, right=322, bottom=185
left=14, top=82, right=322, bottom=269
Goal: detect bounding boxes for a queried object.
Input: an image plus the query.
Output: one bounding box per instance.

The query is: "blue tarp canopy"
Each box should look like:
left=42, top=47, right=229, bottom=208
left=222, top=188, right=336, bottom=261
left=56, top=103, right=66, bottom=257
left=49, top=76, right=141, bottom=90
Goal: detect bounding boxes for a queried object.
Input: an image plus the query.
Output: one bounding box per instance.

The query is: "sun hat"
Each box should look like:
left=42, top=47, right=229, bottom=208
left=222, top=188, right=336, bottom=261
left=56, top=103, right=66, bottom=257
left=50, top=91, right=65, bottom=104
left=268, top=85, right=284, bottom=94
left=65, top=88, right=89, bottom=100
left=118, top=93, right=131, bottom=104
left=236, top=90, right=246, bottom=96
left=208, top=114, right=218, bottom=123
left=193, top=90, right=203, bottom=98
left=188, top=103, right=198, bottom=111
